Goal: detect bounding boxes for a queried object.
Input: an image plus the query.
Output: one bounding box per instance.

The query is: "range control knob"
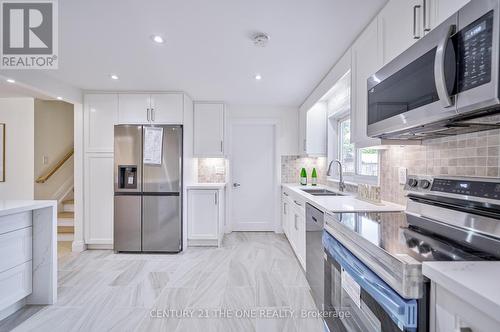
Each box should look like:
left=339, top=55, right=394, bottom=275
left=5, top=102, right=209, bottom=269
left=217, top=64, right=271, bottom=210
left=419, top=180, right=431, bottom=189
left=407, top=178, right=418, bottom=187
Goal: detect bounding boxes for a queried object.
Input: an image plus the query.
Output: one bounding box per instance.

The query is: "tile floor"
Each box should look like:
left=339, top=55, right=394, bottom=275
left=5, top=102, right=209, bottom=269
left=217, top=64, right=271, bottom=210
left=2, top=233, right=323, bottom=332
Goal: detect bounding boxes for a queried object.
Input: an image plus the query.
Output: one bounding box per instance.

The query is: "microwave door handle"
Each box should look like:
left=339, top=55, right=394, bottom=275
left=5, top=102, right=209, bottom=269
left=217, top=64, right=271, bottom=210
left=434, top=24, right=456, bottom=108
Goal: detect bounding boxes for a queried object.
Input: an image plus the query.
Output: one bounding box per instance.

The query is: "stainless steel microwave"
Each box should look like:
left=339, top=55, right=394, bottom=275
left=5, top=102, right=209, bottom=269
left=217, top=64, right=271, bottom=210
left=367, top=0, right=500, bottom=140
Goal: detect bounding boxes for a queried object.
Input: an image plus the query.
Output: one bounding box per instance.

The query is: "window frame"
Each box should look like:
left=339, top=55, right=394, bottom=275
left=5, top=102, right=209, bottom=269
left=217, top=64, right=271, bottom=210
left=329, top=115, right=379, bottom=186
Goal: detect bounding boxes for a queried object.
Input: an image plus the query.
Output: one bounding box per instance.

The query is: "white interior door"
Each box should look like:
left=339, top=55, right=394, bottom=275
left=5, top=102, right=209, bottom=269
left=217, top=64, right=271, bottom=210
left=230, top=122, right=276, bottom=231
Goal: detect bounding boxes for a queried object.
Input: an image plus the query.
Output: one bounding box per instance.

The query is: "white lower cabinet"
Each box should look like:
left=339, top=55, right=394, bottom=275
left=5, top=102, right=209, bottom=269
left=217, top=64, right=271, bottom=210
left=281, top=189, right=306, bottom=270
left=187, top=188, right=225, bottom=247
left=0, top=212, right=33, bottom=313
left=431, top=281, right=499, bottom=332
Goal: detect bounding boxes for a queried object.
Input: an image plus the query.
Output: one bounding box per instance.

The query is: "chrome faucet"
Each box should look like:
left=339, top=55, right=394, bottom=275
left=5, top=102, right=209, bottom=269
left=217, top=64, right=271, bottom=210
left=327, top=160, right=346, bottom=192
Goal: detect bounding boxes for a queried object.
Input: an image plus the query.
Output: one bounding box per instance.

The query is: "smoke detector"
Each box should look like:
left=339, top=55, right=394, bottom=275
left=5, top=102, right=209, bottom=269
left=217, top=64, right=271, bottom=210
left=252, top=33, right=270, bottom=47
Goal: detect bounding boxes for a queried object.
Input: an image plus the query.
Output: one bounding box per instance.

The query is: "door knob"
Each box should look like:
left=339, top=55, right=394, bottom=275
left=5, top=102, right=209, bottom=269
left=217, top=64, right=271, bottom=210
left=233, top=183, right=241, bottom=188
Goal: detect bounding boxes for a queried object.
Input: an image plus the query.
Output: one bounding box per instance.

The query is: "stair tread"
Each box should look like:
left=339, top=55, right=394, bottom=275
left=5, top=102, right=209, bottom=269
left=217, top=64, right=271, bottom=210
left=58, top=211, right=74, bottom=219
left=58, top=226, right=74, bottom=234
left=63, top=199, right=74, bottom=205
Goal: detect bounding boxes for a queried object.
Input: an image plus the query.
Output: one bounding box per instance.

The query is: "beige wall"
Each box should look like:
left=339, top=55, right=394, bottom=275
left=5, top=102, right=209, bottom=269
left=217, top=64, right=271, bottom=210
left=0, top=98, right=35, bottom=199
left=380, top=129, right=500, bottom=205
left=34, top=100, right=74, bottom=200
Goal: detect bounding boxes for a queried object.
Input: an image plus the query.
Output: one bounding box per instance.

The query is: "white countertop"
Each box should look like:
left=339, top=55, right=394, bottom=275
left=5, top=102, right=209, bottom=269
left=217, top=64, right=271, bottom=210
left=282, top=183, right=405, bottom=213
left=0, top=200, right=57, bottom=217
left=186, top=183, right=226, bottom=190
left=423, top=261, right=500, bottom=320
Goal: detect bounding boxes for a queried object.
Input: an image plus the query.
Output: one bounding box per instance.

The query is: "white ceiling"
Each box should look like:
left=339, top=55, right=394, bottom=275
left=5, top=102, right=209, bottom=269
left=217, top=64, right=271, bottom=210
left=0, top=80, right=53, bottom=99
left=43, top=0, right=386, bottom=106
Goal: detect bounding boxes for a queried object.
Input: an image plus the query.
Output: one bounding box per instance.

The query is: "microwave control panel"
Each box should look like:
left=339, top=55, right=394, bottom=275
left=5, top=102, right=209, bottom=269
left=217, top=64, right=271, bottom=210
left=457, top=10, right=493, bottom=92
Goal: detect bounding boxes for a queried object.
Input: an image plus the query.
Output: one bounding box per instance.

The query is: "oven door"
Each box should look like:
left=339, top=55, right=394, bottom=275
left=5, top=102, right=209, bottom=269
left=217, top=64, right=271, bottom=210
left=367, top=14, right=458, bottom=139
left=323, top=231, right=418, bottom=332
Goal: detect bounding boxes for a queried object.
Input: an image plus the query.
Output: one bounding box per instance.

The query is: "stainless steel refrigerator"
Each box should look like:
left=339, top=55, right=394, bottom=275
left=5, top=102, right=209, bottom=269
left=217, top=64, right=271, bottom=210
left=114, top=125, right=182, bottom=253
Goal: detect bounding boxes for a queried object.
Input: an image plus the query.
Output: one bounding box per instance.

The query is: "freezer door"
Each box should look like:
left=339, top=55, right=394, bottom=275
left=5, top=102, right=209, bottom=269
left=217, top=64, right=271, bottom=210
left=143, top=125, right=182, bottom=193
left=114, top=195, right=142, bottom=251
left=114, top=125, right=142, bottom=193
left=142, top=195, right=181, bottom=252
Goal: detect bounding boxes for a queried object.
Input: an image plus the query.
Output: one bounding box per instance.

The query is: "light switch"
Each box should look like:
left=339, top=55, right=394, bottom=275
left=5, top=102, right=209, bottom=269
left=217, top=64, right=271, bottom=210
left=398, top=167, right=407, bottom=185
left=42, top=156, right=49, bottom=165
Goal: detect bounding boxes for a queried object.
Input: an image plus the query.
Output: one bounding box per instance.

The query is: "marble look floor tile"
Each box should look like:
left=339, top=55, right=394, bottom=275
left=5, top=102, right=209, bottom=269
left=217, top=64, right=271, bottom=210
left=11, top=232, right=319, bottom=332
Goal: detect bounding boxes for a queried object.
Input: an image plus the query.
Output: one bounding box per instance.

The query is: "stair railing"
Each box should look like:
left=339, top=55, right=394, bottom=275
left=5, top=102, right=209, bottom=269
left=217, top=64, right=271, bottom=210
left=35, top=148, right=74, bottom=184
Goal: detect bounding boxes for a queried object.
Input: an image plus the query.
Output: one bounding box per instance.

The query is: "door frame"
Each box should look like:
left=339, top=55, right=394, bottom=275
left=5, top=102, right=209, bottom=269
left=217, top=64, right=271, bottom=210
left=226, top=118, right=281, bottom=233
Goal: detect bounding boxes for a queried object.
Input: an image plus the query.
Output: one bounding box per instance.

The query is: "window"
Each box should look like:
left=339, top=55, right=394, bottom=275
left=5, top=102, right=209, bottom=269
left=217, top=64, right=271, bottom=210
left=338, top=118, right=355, bottom=174
left=333, top=116, right=379, bottom=184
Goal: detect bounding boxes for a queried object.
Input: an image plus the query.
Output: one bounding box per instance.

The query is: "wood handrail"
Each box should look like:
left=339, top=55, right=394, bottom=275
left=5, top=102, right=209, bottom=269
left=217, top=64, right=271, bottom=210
left=35, top=148, right=74, bottom=184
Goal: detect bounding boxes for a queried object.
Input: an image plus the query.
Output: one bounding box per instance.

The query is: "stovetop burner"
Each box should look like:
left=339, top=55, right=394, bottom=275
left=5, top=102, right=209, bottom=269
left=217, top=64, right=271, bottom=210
left=331, top=211, right=497, bottom=263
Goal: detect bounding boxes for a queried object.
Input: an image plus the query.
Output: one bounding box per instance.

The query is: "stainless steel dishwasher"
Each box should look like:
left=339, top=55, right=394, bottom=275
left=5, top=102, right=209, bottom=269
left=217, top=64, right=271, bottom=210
left=305, top=203, right=324, bottom=310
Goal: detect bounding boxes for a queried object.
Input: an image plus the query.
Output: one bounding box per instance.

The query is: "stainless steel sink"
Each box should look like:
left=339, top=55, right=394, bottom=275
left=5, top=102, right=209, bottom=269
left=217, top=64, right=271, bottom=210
left=300, top=189, right=344, bottom=196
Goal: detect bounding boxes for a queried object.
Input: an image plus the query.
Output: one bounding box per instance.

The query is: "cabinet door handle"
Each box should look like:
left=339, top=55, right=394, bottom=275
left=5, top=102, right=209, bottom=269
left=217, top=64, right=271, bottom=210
left=294, top=200, right=302, bottom=207
left=303, top=139, right=307, bottom=152
left=459, top=328, right=472, bottom=332
left=220, top=140, right=223, bottom=152
left=413, top=5, right=422, bottom=39
left=423, top=0, right=430, bottom=32
left=294, top=216, right=298, bottom=230
left=283, top=192, right=289, bottom=197
left=151, top=108, right=155, bottom=122
left=147, top=108, right=150, bottom=122
left=214, top=192, right=218, bottom=205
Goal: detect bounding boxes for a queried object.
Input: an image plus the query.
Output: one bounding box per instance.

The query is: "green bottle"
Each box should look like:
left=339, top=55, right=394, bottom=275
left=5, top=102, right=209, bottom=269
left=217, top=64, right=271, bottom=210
left=300, top=168, right=307, bottom=185
left=311, top=168, right=318, bottom=186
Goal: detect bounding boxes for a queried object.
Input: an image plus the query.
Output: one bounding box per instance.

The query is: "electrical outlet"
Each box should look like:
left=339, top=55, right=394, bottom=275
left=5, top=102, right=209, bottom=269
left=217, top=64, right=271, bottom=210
left=398, top=167, right=407, bottom=185
left=42, top=156, right=49, bottom=165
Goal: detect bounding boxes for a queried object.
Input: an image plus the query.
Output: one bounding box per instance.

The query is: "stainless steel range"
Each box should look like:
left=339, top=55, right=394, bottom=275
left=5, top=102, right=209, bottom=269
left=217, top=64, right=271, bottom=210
left=323, top=176, right=500, bottom=332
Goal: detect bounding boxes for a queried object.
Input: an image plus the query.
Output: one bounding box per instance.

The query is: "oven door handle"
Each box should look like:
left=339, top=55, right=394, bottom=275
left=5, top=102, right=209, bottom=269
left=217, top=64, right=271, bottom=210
left=434, top=24, right=456, bottom=108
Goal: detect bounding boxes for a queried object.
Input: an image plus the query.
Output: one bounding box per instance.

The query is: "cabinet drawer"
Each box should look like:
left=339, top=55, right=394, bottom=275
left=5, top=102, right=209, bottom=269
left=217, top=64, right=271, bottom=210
left=0, top=227, right=33, bottom=273
left=0, top=211, right=32, bottom=235
left=0, top=261, right=32, bottom=311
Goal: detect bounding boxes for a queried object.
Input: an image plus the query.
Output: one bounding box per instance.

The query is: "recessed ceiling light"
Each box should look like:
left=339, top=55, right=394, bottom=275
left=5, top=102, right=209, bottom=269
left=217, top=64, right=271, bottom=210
left=110, top=74, right=119, bottom=80
left=255, top=74, right=262, bottom=80
left=151, top=35, right=165, bottom=44
left=56, top=96, right=63, bottom=100
left=6, top=78, right=15, bottom=83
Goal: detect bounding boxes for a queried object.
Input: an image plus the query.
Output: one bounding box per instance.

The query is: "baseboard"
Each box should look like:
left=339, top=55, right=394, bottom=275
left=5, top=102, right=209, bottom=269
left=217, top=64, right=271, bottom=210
left=0, top=298, right=26, bottom=321
left=86, top=244, right=113, bottom=250
left=71, top=240, right=86, bottom=252
left=188, top=238, right=219, bottom=247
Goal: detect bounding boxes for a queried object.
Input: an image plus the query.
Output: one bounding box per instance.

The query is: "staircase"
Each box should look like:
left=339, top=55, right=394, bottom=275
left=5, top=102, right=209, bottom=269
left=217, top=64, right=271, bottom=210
left=58, top=199, right=74, bottom=241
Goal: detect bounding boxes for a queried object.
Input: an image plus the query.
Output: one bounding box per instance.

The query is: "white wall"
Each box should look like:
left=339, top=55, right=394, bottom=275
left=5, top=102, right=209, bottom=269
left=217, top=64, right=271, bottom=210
left=0, top=98, right=35, bottom=199
left=226, top=105, right=299, bottom=155
left=34, top=99, right=74, bottom=200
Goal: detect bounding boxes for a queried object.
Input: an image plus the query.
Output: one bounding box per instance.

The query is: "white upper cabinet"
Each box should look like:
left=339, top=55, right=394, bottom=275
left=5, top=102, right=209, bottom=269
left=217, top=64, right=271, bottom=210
left=84, top=94, right=118, bottom=152
left=118, top=94, right=150, bottom=124
left=299, top=103, right=327, bottom=156
left=118, top=93, right=183, bottom=124
left=351, top=19, right=382, bottom=148
left=150, top=93, right=184, bottom=124
left=378, top=0, right=423, bottom=65
left=193, top=102, right=224, bottom=157
left=428, top=0, right=471, bottom=31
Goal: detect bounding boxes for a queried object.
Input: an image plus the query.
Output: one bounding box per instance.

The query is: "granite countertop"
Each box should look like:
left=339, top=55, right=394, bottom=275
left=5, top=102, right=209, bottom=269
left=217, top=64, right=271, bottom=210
left=186, top=183, right=226, bottom=190
left=0, top=200, right=57, bottom=217
left=282, top=183, right=405, bottom=213
left=423, top=261, right=500, bottom=321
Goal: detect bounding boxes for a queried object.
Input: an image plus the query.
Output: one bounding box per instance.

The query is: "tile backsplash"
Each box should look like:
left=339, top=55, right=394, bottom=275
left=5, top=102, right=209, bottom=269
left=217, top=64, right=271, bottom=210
left=281, top=156, right=327, bottom=185
left=380, top=129, right=500, bottom=205
left=198, top=158, right=226, bottom=183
